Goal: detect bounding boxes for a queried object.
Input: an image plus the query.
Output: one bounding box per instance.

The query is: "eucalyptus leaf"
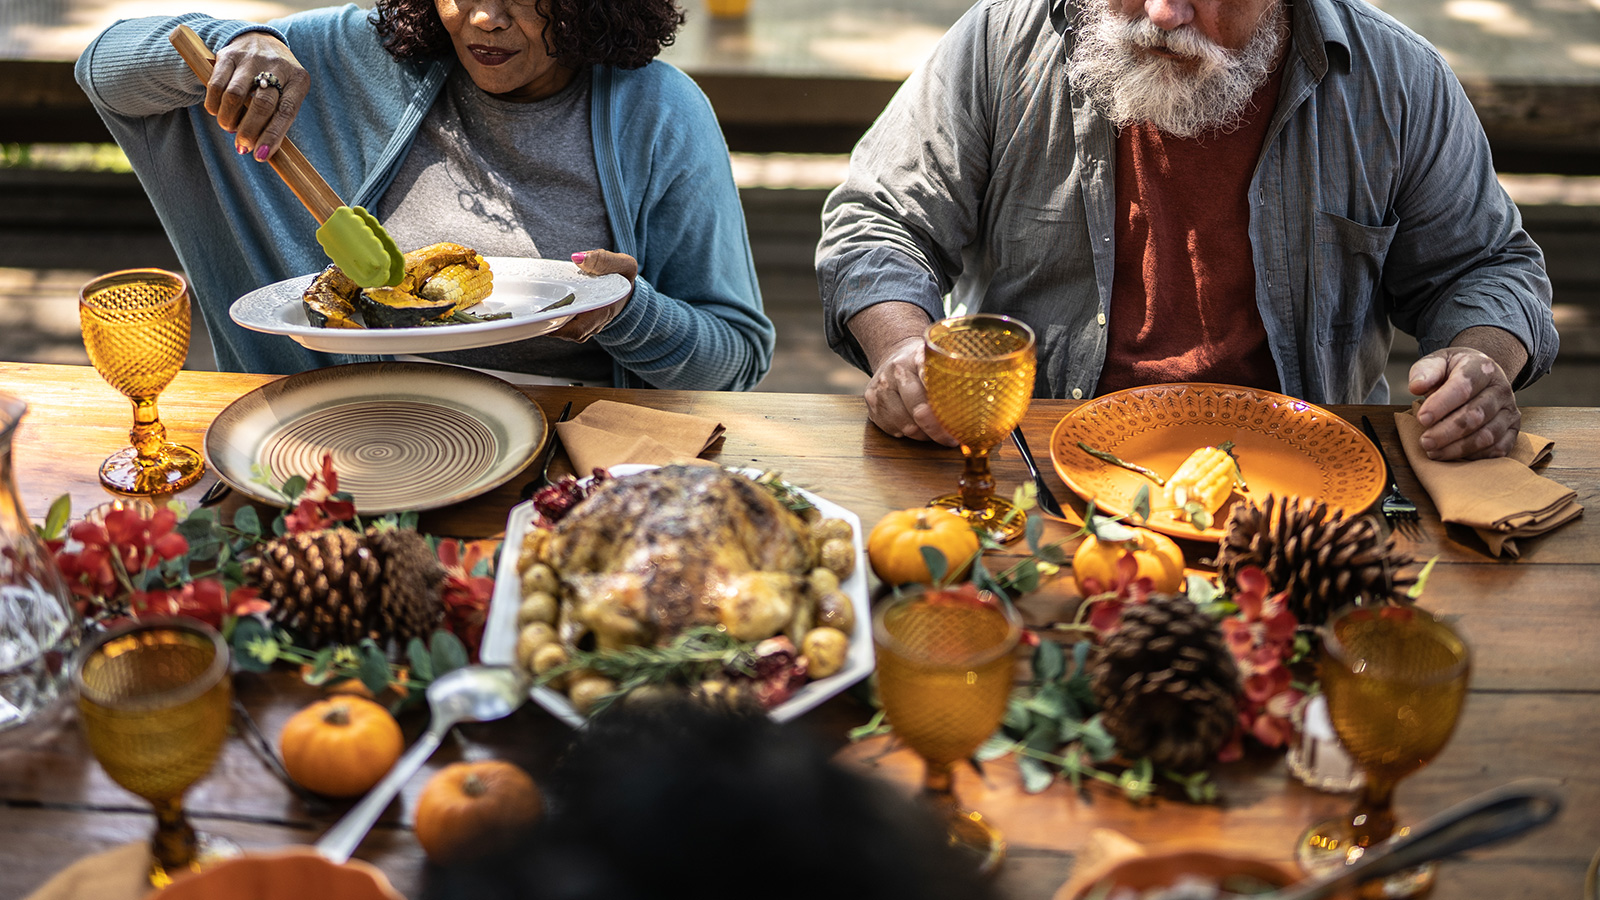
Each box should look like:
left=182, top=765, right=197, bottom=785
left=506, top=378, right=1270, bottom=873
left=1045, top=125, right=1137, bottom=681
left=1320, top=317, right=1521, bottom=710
left=1017, top=754, right=1056, bottom=794
left=230, top=617, right=276, bottom=673
left=303, top=646, right=336, bottom=685
left=232, top=506, right=262, bottom=538
left=430, top=630, right=469, bottom=676
left=281, top=475, right=308, bottom=502
left=975, top=732, right=1018, bottom=762
left=1022, top=685, right=1067, bottom=721
left=1002, top=695, right=1033, bottom=732
left=356, top=640, right=392, bottom=695
left=1089, top=514, right=1136, bottom=543
left=1025, top=511, right=1044, bottom=552
left=1033, top=638, right=1066, bottom=684
left=919, top=546, right=949, bottom=585
left=408, top=637, right=435, bottom=683
left=1079, top=715, right=1118, bottom=761
left=1010, top=559, right=1040, bottom=594
left=1185, top=573, right=1224, bottom=604
left=1132, top=484, right=1152, bottom=523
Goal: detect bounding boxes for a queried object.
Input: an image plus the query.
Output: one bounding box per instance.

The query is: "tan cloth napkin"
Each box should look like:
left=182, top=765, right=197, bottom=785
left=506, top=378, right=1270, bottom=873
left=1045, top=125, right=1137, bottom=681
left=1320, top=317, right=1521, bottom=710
left=556, top=399, right=725, bottom=476
left=1394, top=404, right=1582, bottom=558
left=23, top=841, right=150, bottom=900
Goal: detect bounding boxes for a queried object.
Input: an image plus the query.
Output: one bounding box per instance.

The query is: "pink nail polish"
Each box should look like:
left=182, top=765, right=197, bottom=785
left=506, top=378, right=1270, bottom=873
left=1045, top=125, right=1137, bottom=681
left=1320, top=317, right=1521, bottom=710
left=571, top=252, right=587, bottom=264
left=236, top=144, right=247, bottom=155
left=255, top=145, right=271, bottom=161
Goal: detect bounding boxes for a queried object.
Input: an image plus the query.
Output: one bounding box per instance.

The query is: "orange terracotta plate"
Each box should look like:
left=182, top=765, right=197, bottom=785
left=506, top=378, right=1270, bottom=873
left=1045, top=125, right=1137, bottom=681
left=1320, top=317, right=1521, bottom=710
left=1049, top=383, right=1385, bottom=542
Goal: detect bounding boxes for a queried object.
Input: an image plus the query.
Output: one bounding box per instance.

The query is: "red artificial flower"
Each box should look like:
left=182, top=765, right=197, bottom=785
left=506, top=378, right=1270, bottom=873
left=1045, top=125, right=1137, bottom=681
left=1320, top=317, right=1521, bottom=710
left=283, top=454, right=357, bottom=534
left=1221, top=565, right=1302, bottom=753
left=1080, top=553, right=1156, bottom=637
left=53, top=505, right=189, bottom=613
left=437, top=538, right=496, bottom=658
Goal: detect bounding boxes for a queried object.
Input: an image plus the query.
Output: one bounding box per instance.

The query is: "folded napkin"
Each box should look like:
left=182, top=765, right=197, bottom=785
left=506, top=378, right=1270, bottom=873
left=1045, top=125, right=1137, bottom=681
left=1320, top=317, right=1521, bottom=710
left=23, top=841, right=149, bottom=900
left=1394, top=404, right=1582, bottom=558
left=556, top=400, right=725, bottom=476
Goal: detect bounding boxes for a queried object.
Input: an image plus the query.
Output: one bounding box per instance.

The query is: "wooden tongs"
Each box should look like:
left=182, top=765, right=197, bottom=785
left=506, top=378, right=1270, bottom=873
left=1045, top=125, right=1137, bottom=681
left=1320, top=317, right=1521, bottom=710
left=168, top=24, right=404, bottom=288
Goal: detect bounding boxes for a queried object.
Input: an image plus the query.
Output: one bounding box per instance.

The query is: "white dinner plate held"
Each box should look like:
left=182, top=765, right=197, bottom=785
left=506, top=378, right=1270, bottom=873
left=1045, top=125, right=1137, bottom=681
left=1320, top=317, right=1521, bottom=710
left=480, top=465, right=874, bottom=728
left=229, top=257, right=632, bottom=354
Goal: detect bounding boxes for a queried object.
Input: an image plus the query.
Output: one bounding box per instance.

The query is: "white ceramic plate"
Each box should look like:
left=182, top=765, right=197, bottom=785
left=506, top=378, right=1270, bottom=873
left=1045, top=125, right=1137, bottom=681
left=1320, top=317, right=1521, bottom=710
left=204, top=361, right=548, bottom=514
left=229, top=257, right=632, bottom=354
left=480, top=464, right=874, bottom=728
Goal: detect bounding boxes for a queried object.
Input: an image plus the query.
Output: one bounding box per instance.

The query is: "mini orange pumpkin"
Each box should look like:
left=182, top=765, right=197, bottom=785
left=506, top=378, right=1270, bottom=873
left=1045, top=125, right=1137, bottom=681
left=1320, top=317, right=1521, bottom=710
left=867, top=507, right=981, bottom=586
left=278, top=696, right=404, bottom=798
left=414, top=760, right=543, bottom=864
left=1072, top=527, right=1185, bottom=596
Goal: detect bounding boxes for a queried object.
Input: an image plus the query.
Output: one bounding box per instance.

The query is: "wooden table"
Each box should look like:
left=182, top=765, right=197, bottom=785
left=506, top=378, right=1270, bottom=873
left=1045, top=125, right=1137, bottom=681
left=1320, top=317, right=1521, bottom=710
left=1, top=362, right=1596, bottom=899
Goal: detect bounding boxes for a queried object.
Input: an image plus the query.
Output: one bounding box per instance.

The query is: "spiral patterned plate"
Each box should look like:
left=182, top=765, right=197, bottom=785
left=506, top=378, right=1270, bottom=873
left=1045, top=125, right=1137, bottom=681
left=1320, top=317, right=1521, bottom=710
left=205, top=362, right=547, bottom=514
left=1049, top=383, right=1384, bottom=542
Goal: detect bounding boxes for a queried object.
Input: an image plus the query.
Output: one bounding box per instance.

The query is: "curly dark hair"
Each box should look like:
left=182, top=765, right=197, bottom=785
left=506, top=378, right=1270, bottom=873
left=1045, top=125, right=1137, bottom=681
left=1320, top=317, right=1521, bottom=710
left=372, top=0, right=684, bottom=70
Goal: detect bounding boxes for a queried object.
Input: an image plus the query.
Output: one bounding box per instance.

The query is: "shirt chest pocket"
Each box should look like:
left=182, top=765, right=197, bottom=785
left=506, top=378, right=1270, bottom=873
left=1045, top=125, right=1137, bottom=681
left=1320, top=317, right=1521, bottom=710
left=1314, top=209, right=1399, bottom=338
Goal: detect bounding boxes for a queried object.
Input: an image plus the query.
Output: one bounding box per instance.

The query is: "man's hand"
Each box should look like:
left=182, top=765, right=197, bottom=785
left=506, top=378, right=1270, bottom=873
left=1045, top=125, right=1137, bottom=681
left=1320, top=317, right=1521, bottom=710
left=1407, top=346, right=1520, bottom=460
left=549, top=249, right=636, bottom=342
left=863, top=336, right=956, bottom=445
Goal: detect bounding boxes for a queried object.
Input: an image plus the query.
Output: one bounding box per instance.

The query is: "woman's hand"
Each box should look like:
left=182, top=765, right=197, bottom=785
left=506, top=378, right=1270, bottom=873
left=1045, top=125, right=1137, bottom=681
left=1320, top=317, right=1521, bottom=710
left=209, top=32, right=308, bottom=162
left=550, top=249, right=637, bottom=342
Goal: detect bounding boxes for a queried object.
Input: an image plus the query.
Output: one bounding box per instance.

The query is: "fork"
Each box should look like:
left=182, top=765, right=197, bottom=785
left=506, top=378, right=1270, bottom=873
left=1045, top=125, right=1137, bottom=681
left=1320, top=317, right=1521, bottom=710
left=1360, top=415, right=1421, bottom=536
left=1010, top=426, right=1067, bottom=519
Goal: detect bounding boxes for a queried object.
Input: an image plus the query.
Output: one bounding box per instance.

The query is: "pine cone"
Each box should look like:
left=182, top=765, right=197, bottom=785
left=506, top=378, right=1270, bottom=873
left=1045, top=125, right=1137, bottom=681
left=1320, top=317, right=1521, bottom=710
left=1090, top=594, right=1239, bottom=773
left=1215, top=495, right=1415, bottom=626
left=248, top=527, right=445, bottom=649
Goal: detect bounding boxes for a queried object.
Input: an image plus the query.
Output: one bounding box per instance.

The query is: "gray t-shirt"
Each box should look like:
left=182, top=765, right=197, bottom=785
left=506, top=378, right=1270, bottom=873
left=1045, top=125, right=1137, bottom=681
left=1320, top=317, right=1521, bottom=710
left=377, top=67, right=613, bottom=382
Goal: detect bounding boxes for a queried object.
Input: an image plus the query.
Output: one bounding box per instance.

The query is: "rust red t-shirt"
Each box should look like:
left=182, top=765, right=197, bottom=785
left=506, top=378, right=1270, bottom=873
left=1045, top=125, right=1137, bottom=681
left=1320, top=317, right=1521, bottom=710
left=1095, top=66, right=1286, bottom=396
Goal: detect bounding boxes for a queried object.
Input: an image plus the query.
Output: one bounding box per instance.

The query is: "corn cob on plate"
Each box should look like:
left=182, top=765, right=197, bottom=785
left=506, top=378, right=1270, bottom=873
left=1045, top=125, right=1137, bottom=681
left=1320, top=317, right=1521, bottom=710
left=230, top=256, right=631, bottom=355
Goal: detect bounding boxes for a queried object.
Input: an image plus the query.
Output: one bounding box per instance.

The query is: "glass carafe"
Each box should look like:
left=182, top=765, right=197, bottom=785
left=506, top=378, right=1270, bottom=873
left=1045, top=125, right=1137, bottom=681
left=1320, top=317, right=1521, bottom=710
left=0, top=391, right=81, bottom=736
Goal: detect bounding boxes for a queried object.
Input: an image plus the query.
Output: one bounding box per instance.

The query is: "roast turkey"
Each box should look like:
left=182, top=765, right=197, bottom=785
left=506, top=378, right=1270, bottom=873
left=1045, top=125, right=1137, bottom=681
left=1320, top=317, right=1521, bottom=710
left=541, top=465, right=817, bottom=651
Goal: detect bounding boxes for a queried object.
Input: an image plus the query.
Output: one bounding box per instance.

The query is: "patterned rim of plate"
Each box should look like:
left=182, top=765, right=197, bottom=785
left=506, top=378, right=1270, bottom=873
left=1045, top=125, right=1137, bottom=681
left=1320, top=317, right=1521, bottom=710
left=1049, top=383, right=1385, bottom=541
left=204, top=361, right=548, bottom=514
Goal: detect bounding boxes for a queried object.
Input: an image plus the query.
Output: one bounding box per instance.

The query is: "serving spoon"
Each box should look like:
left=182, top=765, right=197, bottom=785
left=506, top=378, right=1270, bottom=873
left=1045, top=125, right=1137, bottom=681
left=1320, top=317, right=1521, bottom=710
left=314, top=665, right=529, bottom=864
left=1234, top=780, right=1561, bottom=900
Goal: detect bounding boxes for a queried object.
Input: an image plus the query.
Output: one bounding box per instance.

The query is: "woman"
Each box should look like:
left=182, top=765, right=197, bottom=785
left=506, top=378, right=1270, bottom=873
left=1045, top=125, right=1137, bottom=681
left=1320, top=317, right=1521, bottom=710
left=75, top=0, right=773, bottom=389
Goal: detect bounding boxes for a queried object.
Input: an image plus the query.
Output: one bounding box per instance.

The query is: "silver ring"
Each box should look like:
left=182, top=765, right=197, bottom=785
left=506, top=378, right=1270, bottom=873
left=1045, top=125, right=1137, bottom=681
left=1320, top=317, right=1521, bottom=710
left=253, top=71, right=283, bottom=94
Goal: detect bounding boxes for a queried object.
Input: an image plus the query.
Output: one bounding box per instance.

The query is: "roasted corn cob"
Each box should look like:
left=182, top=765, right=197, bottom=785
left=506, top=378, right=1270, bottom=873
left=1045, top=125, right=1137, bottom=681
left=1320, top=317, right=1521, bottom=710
left=416, top=261, right=494, bottom=315
left=1164, top=442, right=1243, bottom=529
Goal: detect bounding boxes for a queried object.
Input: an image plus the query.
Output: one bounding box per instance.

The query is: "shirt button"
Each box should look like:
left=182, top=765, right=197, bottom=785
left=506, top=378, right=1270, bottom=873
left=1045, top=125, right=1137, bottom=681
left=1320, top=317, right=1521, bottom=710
left=1071, top=388, right=1084, bottom=399
left=1097, top=312, right=1106, bottom=326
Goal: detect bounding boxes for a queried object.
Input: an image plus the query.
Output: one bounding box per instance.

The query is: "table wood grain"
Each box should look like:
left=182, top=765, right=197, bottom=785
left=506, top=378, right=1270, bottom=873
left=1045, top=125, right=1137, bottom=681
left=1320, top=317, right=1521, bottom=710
left=1, top=362, right=1595, bottom=900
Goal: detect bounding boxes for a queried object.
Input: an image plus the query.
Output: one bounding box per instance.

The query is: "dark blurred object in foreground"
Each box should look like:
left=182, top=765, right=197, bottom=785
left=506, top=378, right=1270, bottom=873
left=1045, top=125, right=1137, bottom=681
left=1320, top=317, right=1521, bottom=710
left=424, top=698, right=996, bottom=900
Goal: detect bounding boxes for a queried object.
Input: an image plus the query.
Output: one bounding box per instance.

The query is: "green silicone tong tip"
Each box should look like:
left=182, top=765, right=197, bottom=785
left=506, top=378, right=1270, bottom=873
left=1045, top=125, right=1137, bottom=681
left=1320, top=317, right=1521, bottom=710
left=316, top=206, right=405, bottom=288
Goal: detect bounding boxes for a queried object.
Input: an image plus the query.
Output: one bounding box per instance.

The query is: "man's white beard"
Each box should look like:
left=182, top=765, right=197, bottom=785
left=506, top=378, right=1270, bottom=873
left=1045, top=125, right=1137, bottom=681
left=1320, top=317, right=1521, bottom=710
left=1067, top=1, right=1289, bottom=138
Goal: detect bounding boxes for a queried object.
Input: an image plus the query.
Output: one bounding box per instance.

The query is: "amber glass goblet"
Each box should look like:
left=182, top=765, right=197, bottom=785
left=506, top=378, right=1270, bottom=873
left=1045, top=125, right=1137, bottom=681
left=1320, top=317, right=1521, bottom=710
left=874, top=589, right=1022, bottom=876
left=922, top=314, right=1036, bottom=542
left=1296, top=605, right=1471, bottom=897
left=74, top=618, right=237, bottom=887
left=79, top=269, right=205, bottom=495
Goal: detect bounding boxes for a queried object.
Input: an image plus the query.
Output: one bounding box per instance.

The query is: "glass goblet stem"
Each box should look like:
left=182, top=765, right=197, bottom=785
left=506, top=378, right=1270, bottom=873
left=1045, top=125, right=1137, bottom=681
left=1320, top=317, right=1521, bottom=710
left=1348, top=775, right=1400, bottom=848
left=129, top=395, right=170, bottom=461
left=958, top=447, right=996, bottom=512
left=150, top=795, right=198, bottom=873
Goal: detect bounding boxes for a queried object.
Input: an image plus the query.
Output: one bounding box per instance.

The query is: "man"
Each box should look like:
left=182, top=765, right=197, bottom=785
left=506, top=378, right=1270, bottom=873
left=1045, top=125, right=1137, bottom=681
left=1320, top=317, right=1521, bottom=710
left=816, top=0, right=1558, bottom=461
